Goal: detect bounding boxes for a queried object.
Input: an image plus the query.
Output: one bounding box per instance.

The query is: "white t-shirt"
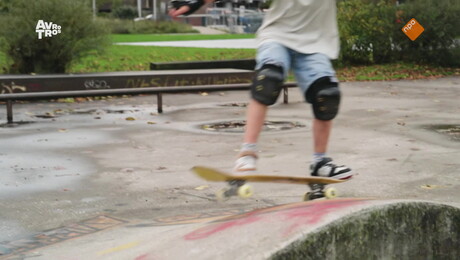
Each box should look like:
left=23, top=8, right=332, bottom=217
left=257, top=0, right=340, bottom=59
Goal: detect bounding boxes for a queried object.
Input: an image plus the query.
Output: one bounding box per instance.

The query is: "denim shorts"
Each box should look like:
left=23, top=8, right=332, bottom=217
left=255, top=41, right=338, bottom=103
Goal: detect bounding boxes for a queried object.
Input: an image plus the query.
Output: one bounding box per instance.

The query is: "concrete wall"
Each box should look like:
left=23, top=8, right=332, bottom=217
left=272, top=202, right=460, bottom=259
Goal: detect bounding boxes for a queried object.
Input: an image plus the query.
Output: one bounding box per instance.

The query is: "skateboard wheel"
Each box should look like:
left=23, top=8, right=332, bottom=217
left=324, top=187, right=337, bottom=199
left=215, top=188, right=230, bottom=201
left=237, top=184, right=253, bottom=198
left=303, top=192, right=312, bottom=201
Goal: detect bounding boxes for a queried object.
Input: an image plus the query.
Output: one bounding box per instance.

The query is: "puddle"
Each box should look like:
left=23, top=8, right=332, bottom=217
left=200, top=120, right=306, bottom=133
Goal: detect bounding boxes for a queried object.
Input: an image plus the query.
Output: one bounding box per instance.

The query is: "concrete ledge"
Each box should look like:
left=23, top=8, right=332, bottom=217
left=0, top=69, right=253, bottom=93
left=138, top=199, right=460, bottom=259
left=271, top=201, right=460, bottom=259
left=3, top=199, right=460, bottom=259
left=150, top=59, right=256, bottom=71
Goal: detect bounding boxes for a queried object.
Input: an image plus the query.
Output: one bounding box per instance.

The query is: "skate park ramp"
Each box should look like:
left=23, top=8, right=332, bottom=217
left=269, top=199, right=460, bottom=259
left=148, top=199, right=460, bottom=259
left=2, top=199, right=460, bottom=259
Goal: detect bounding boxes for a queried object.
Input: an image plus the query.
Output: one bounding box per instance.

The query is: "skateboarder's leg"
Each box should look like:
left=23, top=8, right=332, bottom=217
left=234, top=42, right=290, bottom=173
left=243, top=99, right=268, bottom=144
left=311, top=119, right=351, bottom=180
left=294, top=53, right=352, bottom=179
left=233, top=100, right=265, bottom=173
left=312, top=118, right=332, bottom=156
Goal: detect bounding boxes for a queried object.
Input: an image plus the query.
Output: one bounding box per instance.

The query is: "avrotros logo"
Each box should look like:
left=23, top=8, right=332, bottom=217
left=36, top=20, right=62, bottom=39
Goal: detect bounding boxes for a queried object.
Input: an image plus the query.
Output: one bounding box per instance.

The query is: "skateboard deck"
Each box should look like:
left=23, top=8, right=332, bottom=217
left=192, top=166, right=347, bottom=200
left=192, top=166, right=345, bottom=185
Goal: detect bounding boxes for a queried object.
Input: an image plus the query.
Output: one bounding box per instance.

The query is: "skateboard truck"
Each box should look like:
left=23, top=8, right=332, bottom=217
left=304, top=183, right=338, bottom=201
left=216, top=180, right=253, bottom=201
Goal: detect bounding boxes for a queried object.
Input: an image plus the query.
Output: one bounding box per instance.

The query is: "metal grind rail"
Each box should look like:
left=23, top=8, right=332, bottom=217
left=0, top=82, right=297, bottom=124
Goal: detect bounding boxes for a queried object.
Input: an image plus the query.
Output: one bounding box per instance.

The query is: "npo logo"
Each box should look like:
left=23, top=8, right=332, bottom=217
left=36, top=20, right=62, bottom=39
left=402, top=18, right=424, bottom=41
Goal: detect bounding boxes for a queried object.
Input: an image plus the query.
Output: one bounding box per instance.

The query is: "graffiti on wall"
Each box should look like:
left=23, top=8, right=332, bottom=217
left=125, top=76, right=252, bottom=89
left=128, top=208, right=251, bottom=228
left=84, top=80, right=111, bottom=89
left=184, top=199, right=370, bottom=240
left=1, top=82, right=27, bottom=94
left=0, top=215, right=126, bottom=257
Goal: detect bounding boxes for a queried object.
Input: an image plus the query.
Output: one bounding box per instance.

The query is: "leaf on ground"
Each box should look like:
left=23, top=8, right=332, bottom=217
left=421, top=184, right=442, bottom=190
left=194, top=185, right=209, bottom=191
left=202, top=125, right=215, bottom=131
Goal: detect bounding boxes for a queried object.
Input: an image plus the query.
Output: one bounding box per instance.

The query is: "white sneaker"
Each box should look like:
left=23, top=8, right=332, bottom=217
left=310, top=157, right=352, bottom=180
left=233, top=151, right=258, bottom=174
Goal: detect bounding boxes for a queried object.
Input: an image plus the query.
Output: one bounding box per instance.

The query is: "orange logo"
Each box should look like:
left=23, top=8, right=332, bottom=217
left=402, top=18, right=424, bottom=41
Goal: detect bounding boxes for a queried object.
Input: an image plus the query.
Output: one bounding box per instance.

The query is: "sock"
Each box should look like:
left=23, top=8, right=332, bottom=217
left=241, top=143, right=257, bottom=152
left=313, top=152, right=326, bottom=164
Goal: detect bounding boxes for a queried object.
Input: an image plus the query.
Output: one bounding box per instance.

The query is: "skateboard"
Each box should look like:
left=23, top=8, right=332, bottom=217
left=191, top=166, right=348, bottom=201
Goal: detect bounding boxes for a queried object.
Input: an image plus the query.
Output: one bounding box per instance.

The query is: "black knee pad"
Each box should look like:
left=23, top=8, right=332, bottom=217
left=306, top=76, right=341, bottom=121
left=251, top=64, right=284, bottom=106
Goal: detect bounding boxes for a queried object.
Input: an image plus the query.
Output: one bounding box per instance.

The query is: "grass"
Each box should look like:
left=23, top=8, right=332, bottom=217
left=70, top=45, right=256, bottom=73
left=111, top=33, right=255, bottom=43
left=336, top=63, right=460, bottom=82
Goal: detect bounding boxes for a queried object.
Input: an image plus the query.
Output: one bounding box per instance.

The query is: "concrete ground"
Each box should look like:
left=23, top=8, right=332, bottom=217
left=0, top=76, right=459, bottom=259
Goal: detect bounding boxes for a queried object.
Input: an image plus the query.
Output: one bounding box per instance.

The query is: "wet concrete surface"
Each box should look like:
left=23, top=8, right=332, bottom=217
left=0, top=76, right=459, bottom=258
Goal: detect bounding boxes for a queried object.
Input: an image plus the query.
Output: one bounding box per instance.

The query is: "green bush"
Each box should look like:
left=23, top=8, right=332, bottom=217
left=112, top=5, right=138, bottom=20
left=0, top=0, right=13, bottom=13
left=130, top=20, right=198, bottom=34
left=338, top=0, right=397, bottom=65
left=0, top=0, right=110, bottom=74
left=393, top=0, right=460, bottom=66
left=98, top=18, right=198, bottom=34
left=99, top=18, right=133, bottom=34
left=337, top=0, right=460, bottom=67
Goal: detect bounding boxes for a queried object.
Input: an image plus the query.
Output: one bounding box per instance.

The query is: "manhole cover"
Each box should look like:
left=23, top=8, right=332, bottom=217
left=428, top=124, right=460, bottom=141
left=201, top=120, right=306, bottom=133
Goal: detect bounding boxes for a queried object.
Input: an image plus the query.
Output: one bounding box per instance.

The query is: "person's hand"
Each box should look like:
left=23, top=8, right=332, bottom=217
left=169, top=0, right=211, bottom=18
left=168, top=2, right=191, bottom=18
